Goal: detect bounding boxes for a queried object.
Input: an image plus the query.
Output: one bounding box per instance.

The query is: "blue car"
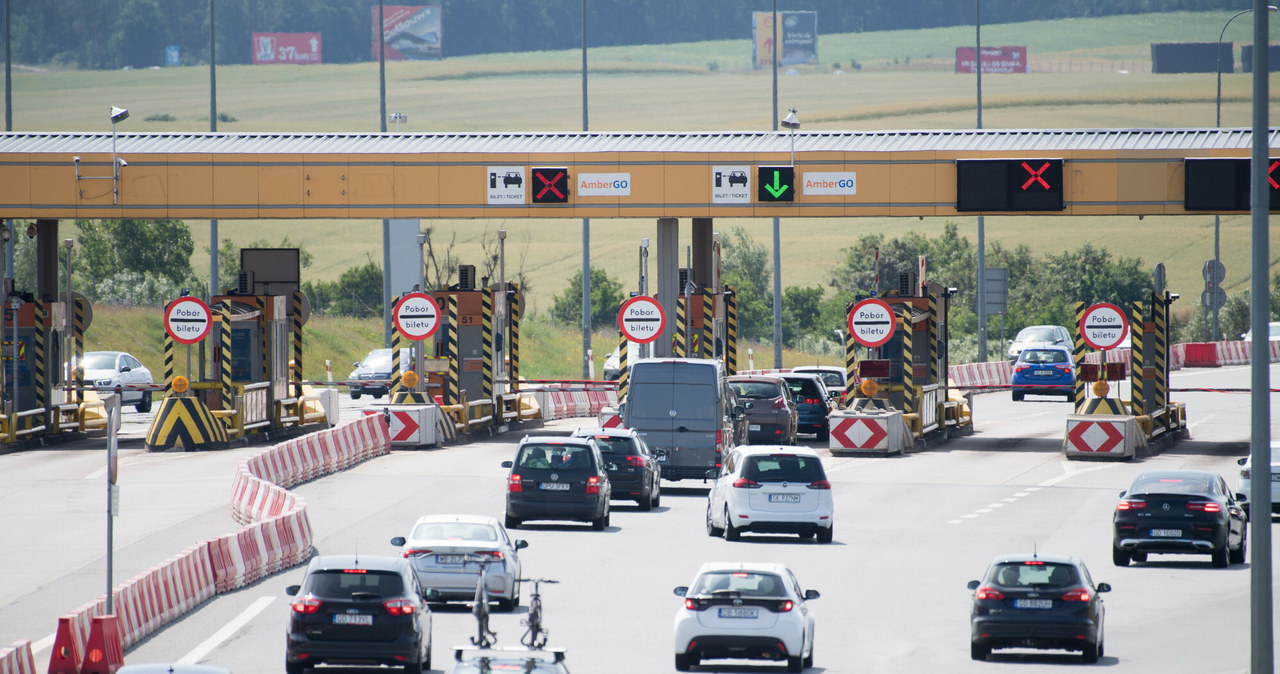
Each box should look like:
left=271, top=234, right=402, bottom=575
left=1010, top=346, right=1075, bottom=401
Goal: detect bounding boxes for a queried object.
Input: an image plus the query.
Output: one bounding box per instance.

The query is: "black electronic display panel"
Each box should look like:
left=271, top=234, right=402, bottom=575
left=530, top=167, right=570, bottom=203
left=956, top=159, right=1065, bottom=212
left=1183, top=158, right=1280, bottom=211
left=757, top=166, right=796, bottom=202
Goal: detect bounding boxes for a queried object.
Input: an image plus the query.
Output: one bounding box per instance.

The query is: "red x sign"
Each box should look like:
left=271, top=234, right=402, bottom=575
left=531, top=167, right=569, bottom=203
left=1020, top=161, right=1052, bottom=191
left=1270, top=160, right=1278, bottom=190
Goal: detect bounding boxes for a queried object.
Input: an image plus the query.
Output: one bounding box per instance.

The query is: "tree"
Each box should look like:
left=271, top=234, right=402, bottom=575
left=720, top=227, right=773, bottom=341
left=551, top=266, right=624, bottom=330
left=302, top=259, right=384, bottom=319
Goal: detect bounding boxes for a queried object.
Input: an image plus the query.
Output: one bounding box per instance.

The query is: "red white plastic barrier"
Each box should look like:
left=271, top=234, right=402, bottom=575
left=948, top=361, right=1012, bottom=389
left=528, top=381, right=620, bottom=421
left=0, top=640, right=35, bottom=674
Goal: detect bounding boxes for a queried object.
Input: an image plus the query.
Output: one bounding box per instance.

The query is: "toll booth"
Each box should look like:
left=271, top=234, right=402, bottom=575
left=0, top=293, right=97, bottom=443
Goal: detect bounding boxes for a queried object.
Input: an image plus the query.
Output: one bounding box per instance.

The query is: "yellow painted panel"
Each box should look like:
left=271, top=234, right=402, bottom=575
left=664, top=160, right=709, bottom=217
left=121, top=164, right=169, bottom=209
left=166, top=155, right=213, bottom=213
left=889, top=158, right=938, bottom=208
left=347, top=155, right=394, bottom=206
left=628, top=164, right=667, bottom=207
left=303, top=157, right=349, bottom=218
left=393, top=162, right=439, bottom=218
left=212, top=155, right=259, bottom=217
left=437, top=164, right=484, bottom=207
left=0, top=157, right=31, bottom=210
left=1117, top=160, right=1172, bottom=204
left=260, top=163, right=304, bottom=206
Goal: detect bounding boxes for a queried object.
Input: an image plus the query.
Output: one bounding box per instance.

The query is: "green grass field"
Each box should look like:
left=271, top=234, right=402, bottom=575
left=10, top=10, right=1280, bottom=376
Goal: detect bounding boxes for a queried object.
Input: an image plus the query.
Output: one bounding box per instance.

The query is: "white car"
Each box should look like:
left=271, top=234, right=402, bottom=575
left=1007, top=324, right=1071, bottom=361
left=82, top=350, right=154, bottom=413
left=673, top=562, right=819, bottom=672
left=390, top=514, right=527, bottom=612
left=705, top=446, right=834, bottom=543
left=1237, top=451, right=1280, bottom=517
left=790, top=365, right=846, bottom=401
left=1240, top=321, right=1280, bottom=341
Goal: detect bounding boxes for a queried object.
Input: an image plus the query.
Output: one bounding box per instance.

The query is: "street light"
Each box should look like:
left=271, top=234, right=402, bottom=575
left=388, top=112, right=407, bottom=131
left=110, top=106, right=127, bottom=204
left=781, top=108, right=800, bottom=166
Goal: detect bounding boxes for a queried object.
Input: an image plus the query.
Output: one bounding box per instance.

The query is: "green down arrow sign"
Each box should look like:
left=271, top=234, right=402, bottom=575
left=757, top=166, right=795, bottom=202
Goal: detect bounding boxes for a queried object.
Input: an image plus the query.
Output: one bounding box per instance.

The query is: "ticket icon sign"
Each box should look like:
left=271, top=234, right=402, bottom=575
left=618, top=296, right=666, bottom=344
left=848, top=298, right=896, bottom=348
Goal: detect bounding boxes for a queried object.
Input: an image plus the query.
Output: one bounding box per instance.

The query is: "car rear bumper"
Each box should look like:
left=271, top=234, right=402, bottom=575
left=606, top=475, right=649, bottom=499
left=746, top=422, right=791, bottom=443
left=679, top=634, right=799, bottom=661
left=971, top=616, right=1098, bottom=650
left=286, top=633, right=421, bottom=667
left=1116, top=535, right=1219, bottom=553
left=506, top=497, right=605, bottom=522
left=414, top=571, right=513, bottom=600
left=660, top=464, right=717, bottom=481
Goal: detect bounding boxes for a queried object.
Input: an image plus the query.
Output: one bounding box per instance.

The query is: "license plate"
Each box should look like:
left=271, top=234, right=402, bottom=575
left=333, top=614, right=373, bottom=626
left=1270, top=473, right=1280, bottom=482
left=717, top=607, right=758, bottom=619
left=1032, top=370, right=1055, bottom=377
left=540, top=482, right=570, bottom=491
left=1013, top=599, right=1053, bottom=609
left=768, top=494, right=801, bottom=503
left=748, top=424, right=761, bottom=431
left=1150, top=528, right=1181, bottom=537
left=437, top=554, right=466, bottom=564
left=656, top=454, right=668, bottom=463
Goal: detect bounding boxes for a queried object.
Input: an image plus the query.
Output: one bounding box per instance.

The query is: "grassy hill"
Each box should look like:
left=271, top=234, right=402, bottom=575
left=11, top=10, right=1279, bottom=377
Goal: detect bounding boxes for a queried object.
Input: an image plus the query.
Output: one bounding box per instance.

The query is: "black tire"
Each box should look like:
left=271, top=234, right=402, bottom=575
left=1111, top=546, right=1130, bottom=567
left=816, top=524, right=833, bottom=544
left=723, top=508, right=741, bottom=541
left=638, top=491, right=653, bottom=511
left=706, top=504, right=723, bottom=537
left=423, top=642, right=431, bottom=672
left=1211, top=542, right=1230, bottom=568
left=285, top=661, right=305, bottom=674
left=349, top=392, right=361, bottom=400
left=504, top=514, right=521, bottom=529
left=592, top=504, right=609, bottom=530
left=970, top=642, right=989, bottom=661
left=1012, top=391, right=1024, bottom=402
left=1230, top=532, right=1247, bottom=565
left=1081, top=639, right=1099, bottom=664
left=374, top=392, right=385, bottom=400
left=787, top=655, right=804, bottom=672
left=652, top=487, right=661, bottom=508
left=495, top=596, right=515, bottom=612
left=405, top=654, right=423, bottom=674
left=803, top=640, right=814, bottom=668
left=1129, top=551, right=1147, bottom=563
left=135, top=393, right=152, bottom=414
left=675, top=653, right=692, bottom=671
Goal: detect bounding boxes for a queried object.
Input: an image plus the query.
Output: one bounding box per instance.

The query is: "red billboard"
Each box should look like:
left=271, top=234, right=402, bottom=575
left=372, top=5, right=442, bottom=61
left=955, top=46, right=1028, bottom=74
left=251, top=33, right=322, bottom=65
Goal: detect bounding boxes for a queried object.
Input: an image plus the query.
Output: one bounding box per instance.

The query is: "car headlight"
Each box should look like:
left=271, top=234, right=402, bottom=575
left=95, top=378, right=114, bottom=387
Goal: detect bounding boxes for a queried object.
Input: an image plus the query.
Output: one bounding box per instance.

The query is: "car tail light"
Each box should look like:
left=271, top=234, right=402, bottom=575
left=1116, top=499, right=1146, bottom=511
left=624, top=456, right=646, bottom=467
left=732, top=478, right=760, bottom=489
left=402, top=548, right=432, bottom=559
left=291, top=598, right=321, bottom=614
left=384, top=598, right=415, bottom=615
left=474, top=550, right=505, bottom=560
left=1055, top=364, right=1072, bottom=372
left=508, top=474, right=523, bottom=492
left=1241, top=467, right=1252, bottom=479
left=1022, top=560, right=1045, bottom=565
left=716, top=429, right=723, bottom=448
left=1061, top=588, right=1091, bottom=602
left=1187, top=502, right=1222, bottom=513
left=1014, top=363, right=1030, bottom=372
left=975, top=586, right=1004, bottom=600
left=803, top=397, right=821, bottom=405
left=586, top=475, right=601, bottom=494
left=776, top=600, right=794, bottom=612
left=807, top=479, right=831, bottom=489
left=772, top=397, right=787, bottom=409
left=684, top=598, right=698, bottom=610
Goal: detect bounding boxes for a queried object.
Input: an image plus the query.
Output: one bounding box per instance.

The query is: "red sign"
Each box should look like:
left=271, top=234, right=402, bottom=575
left=1080, top=302, right=1129, bottom=351
left=372, top=5, right=443, bottom=61
left=1066, top=420, right=1125, bottom=453
left=251, top=33, right=323, bottom=65
left=955, top=46, right=1028, bottom=74
left=165, top=297, right=212, bottom=345
left=393, top=292, right=442, bottom=341
left=830, top=417, right=888, bottom=450
left=847, top=298, right=896, bottom=348
left=618, top=296, right=666, bottom=344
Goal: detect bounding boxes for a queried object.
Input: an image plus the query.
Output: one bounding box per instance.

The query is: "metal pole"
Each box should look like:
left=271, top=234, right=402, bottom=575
left=105, top=394, right=118, bottom=614
left=1248, top=1, right=1274, bottom=671
left=975, top=0, right=987, bottom=362
left=497, top=229, right=506, bottom=394
left=4, top=0, right=10, bottom=132
left=640, top=239, right=650, bottom=359
left=209, top=0, right=218, bottom=301
left=63, top=239, right=72, bottom=389
left=379, top=2, right=392, bottom=348
left=770, top=0, right=782, bottom=369
left=581, top=0, right=591, bottom=379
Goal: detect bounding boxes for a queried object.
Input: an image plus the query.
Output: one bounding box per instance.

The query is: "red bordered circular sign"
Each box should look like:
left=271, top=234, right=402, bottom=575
left=393, top=292, right=443, bottom=341
left=848, top=298, right=897, bottom=348
left=1080, top=302, right=1129, bottom=350
left=618, top=296, right=666, bottom=344
left=165, top=296, right=212, bottom=345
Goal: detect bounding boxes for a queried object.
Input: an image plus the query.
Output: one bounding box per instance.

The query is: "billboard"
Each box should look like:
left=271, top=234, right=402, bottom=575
left=372, top=5, right=442, bottom=61
left=251, top=33, right=322, bottom=65
left=955, top=46, right=1028, bottom=74
left=753, top=11, right=818, bottom=68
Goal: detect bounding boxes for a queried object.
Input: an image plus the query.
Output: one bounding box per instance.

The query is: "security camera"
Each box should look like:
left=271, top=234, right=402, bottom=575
left=25, top=224, right=36, bottom=240
left=117, top=158, right=127, bottom=167
left=640, top=238, right=650, bottom=249
left=109, top=106, right=129, bottom=124
left=72, top=156, right=80, bottom=163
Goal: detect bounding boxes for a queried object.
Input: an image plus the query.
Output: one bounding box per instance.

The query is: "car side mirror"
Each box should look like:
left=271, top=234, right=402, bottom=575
left=733, top=404, right=745, bottom=417
left=515, top=539, right=529, bottom=549
left=352, top=361, right=359, bottom=367
left=743, top=401, right=754, bottom=410
left=1095, top=582, right=1111, bottom=593
left=390, top=536, right=406, bottom=547
left=803, top=589, right=820, bottom=600
left=1235, top=492, right=1249, bottom=502
left=607, top=462, right=619, bottom=471
left=1238, top=457, right=1248, bottom=466
left=501, top=460, right=513, bottom=468
left=704, top=469, right=718, bottom=479
left=422, top=588, right=441, bottom=601
left=1118, top=490, right=1126, bottom=498
left=120, top=366, right=132, bottom=372
left=673, top=586, right=689, bottom=597
left=966, top=580, right=980, bottom=591
left=654, top=449, right=668, bottom=458
left=286, top=584, right=301, bottom=596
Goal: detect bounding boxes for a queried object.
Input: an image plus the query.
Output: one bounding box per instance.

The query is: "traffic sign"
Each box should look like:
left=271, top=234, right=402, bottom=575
left=618, top=296, right=666, bottom=344
left=1202, top=287, right=1227, bottom=311
left=393, top=292, right=442, bottom=341
left=165, top=296, right=212, bottom=345
left=956, top=159, right=1064, bottom=211
left=757, top=166, right=795, bottom=202
left=1079, top=302, right=1129, bottom=350
left=530, top=167, right=570, bottom=203
left=847, top=298, right=896, bottom=348
left=1202, top=259, right=1226, bottom=284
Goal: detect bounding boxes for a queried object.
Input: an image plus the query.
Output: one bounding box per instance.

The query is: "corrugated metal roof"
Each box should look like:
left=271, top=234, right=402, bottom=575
left=0, top=128, right=1273, bottom=155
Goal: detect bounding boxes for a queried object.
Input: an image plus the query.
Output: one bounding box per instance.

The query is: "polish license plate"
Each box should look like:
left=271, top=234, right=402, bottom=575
left=749, top=424, right=761, bottom=431
left=718, top=607, right=758, bottom=619
left=437, top=554, right=466, bottom=564
left=1270, top=473, right=1280, bottom=482
left=1150, top=528, right=1181, bottom=537
left=1013, top=599, right=1053, bottom=609
left=768, top=494, right=801, bottom=503
left=1032, top=370, right=1056, bottom=377
left=333, top=613, right=373, bottom=626
left=540, top=482, right=570, bottom=491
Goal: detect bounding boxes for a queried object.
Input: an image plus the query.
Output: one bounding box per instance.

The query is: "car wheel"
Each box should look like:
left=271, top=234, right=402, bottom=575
left=1111, top=546, right=1130, bottom=567
left=504, top=514, right=521, bottom=529
left=405, top=650, right=423, bottom=674
left=349, top=392, right=361, bottom=400
left=970, top=641, right=989, bottom=661
left=803, top=640, right=814, bottom=668
left=638, top=489, right=653, bottom=511
left=496, top=596, right=516, bottom=612
left=285, top=661, right=305, bottom=674
left=1011, top=391, right=1024, bottom=402
left=652, top=487, right=661, bottom=508
left=374, top=392, right=384, bottom=400
left=135, top=393, right=152, bottom=413
left=723, top=508, right=740, bottom=541
left=816, top=524, right=833, bottom=544
left=816, top=423, right=829, bottom=442
left=423, top=641, right=432, bottom=671
left=1211, top=542, right=1230, bottom=568
left=592, top=506, right=608, bottom=531
left=705, top=505, right=723, bottom=537
left=1129, top=551, right=1147, bottom=563
left=675, top=653, right=691, bottom=671
left=1080, top=639, right=1100, bottom=664
left=787, top=654, right=804, bottom=672
left=1229, top=532, right=1247, bottom=565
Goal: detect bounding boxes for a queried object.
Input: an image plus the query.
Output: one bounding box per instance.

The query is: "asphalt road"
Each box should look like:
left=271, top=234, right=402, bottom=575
left=2, top=364, right=1278, bottom=673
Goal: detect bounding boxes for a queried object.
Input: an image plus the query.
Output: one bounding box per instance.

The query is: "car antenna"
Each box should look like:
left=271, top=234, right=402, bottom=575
left=1032, top=542, right=1038, bottom=560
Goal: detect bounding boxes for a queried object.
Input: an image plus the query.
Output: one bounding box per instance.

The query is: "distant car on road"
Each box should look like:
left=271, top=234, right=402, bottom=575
left=348, top=348, right=413, bottom=400
left=725, top=375, right=797, bottom=445
left=967, top=553, right=1110, bottom=663
left=83, top=350, right=154, bottom=413
left=1007, top=324, right=1070, bottom=361
left=1241, top=321, right=1280, bottom=341
left=705, top=446, right=833, bottom=543
left=571, top=426, right=663, bottom=510
left=501, top=437, right=612, bottom=529
left=1010, top=345, right=1075, bottom=401
left=1112, top=469, right=1247, bottom=567
left=390, top=514, right=527, bottom=612
left=776, top=373, right=832, bottom=441
left=791, top=365, right=847, bottom=403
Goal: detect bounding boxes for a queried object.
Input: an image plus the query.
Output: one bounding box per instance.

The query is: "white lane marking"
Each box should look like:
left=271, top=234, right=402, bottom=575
left=1037, top=462, right=1115, bottom=488
left=1187, top=413, right=1216, bottom=433
left=32, top=632, right=54, bottom=654
left=1001, top=498, right=1019, bottom=503
left=986, top=503, right=1005, bottom=508
left=176, top=596, right=275, bottom=665
left=1013, top=492, right=1030, bottom=497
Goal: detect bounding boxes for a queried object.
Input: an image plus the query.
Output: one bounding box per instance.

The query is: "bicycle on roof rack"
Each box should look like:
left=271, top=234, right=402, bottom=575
left=518, top=577, right=558, bottom=650
left=465, top=554, right=502, bottom=649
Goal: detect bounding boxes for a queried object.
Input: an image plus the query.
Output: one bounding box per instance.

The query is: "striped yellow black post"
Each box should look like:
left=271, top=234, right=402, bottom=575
left=700, top=291, right=714, bottom=359
left=163, top=332, right=175, bottom=395
left=389, top=327, right=403, bottom=397
left=292, top=291, right=303, bottom=398
left=1130, top=302, right=1144, bottom=415
left=617, top=332, right=630, bottom=401
left=446, top=294, right=460, bottom=406
left=33, top=301, right=45, bottom=423
left=900, top=308, right=913, bottom=414
left=1073, top=302, right=1086, bottom=412
left=436, top=409, right=458, bottom=444
left=255, top=296, right=268, bottom=382
left=844, top=311, right=857, bottom=400
left=1153, top=291, right=1167, bottom=417
left=673, top=296, right=687, bottom=358
left=724, top=286, right=738, bottom=374
left=73, top=297, right=85, bottom=404
left=482, top=288, right=494, bottom=399
left=219, top=300, right=233, bottom=409
left=509, top=284, right=521, bottom=387
left=927, top=291, right=939, bottom=384
left=144, top=395, right=230, bottom=452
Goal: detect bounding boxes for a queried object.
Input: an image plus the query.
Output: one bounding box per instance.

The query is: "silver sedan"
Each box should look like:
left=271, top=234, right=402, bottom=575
left=390, top=513, right=528, bottom=612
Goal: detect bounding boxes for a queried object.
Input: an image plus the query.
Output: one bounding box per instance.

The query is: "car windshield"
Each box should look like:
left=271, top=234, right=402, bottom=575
left=410, top=522, right=497, bottom=542
left=516, top=443, right=593, bottom=470
left=1016, top=327, right=1060, bottom=342
left=307, top=569, right=403, bottom=598
left=360, top=349, right=393, bottom=369
left=729, top=381, right=783, bottom=399
left=692, top=571, right=785, bottom=597
left=809, top=371, right=843, bottom=389
left=1019, top=349, right=1068, bottom=364
left=989, top=562, right=1079, bottom=588
left=83, top=353, right=117, bottom=370
left=1129, top=475, right=1212, bottom=495
left=742, top=454, right=825, bottom=482
left=588, top=436, right=638, bottom=456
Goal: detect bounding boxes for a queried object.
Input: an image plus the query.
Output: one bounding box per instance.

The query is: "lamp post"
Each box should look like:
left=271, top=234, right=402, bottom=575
left=109, top=106, right=128, bottom=205
left=388, top=112, right=407, bottom=132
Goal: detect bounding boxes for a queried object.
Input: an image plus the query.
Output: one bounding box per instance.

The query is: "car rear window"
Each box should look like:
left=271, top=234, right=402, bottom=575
left=1017, top=327, right=1062, bottom=341
left=742, top=454, right=825, bottom=482
left=1129, top=475, right=1211, bottom=495
left=781, top=378, right=821, bottom=398
left=410, top=522, right=497, bottom=541
left=729, top=381, right=783, bottom=399
left=517, top=443, right=594, bottom=470
left=692, top=571, right=785, bottom=597
left=589, top=436, right=639, bottom=456
left=307, top=569, right=403, bottom=598
left=1019, top=349, right=1068, bottom=364
left=989, top=562, right=1078, bottom=588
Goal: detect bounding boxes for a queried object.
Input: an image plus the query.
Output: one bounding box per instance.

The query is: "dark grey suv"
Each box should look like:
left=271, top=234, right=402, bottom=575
left=502, top=437, right=613, bottom=530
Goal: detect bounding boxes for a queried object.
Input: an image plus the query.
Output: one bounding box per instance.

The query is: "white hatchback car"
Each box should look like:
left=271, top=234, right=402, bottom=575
left=705, top=446, right=834, bottom=543
left=390, top=514, right=527, bottom=612
left=673, top=562, right=819, bottom=672
left=1238, top=450, right=1280, bottom=517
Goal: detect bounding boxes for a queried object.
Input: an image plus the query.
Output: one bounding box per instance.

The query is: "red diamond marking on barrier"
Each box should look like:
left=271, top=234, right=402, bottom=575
left=1067, top=420, right=1124, bottom=453
left=602, top=414, right=622, bottom=428
left=391, top=411, right=420, bottom=442
left=831, top=418, right=887, bottom=449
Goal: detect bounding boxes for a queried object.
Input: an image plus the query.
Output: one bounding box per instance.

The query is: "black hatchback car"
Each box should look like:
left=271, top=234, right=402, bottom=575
left=286, top=554, right=433, bottom=674
left=777, top=373, right=832, bottom=441
left=502, top=437, right=613, bottom=529
left=967, top=554, right=1110, bottom=663
left=1112, top=469, right=1248, bottom=567
left=571, top=427, right=663, bottom=510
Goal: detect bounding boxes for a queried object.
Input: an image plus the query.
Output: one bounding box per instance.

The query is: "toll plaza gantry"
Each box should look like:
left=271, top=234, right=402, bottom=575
left=0, top=127, right=1275, bottom=447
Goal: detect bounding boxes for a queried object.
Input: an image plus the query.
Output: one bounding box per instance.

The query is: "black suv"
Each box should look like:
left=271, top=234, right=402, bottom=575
left=286, top=554, right=433, bottom=673
left=571, top=427, right=663, bottom=510
left=502, top=437, right=613, bottom=529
